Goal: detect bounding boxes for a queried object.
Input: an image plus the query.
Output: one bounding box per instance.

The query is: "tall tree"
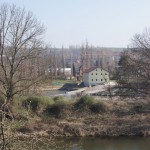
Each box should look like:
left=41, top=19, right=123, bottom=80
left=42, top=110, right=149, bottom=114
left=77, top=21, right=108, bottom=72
left=61, top=45, right=65, bottom=75
left=0, top=3, right=45, bottom=104
left=117, top=29, right=150, bottom=96
left=53, top=48, right=58, bottom=79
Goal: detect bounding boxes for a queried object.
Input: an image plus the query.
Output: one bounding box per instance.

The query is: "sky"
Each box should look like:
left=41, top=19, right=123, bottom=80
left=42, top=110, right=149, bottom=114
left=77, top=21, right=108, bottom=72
left=0, top=0, right=150, bottom=48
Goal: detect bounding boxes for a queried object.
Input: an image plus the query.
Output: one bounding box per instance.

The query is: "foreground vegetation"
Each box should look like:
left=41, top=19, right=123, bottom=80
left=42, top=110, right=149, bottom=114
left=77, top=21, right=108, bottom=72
left=1, top=95, right=150, bottom=137
left=0, top=94, right=150, bottom=149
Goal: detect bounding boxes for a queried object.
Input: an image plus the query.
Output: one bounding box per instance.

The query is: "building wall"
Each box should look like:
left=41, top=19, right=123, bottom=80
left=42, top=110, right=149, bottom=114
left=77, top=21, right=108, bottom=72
left=83, top=68, right=109, bottom=86
left=83, top=73, right=89, bottom=86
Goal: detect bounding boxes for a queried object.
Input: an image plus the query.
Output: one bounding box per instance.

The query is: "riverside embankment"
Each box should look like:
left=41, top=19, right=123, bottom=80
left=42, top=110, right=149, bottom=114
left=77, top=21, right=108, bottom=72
left=15, top=96, right=150, bottom=138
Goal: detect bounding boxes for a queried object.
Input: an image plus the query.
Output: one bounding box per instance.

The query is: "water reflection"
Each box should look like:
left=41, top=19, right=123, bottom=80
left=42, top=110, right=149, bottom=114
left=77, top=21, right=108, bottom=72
left=52, top=137, right=150, bottom=150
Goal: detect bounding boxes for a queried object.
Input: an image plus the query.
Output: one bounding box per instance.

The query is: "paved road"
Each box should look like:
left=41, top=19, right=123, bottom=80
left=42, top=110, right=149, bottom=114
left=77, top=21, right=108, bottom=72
left=68, top=81, right=116, bottom=95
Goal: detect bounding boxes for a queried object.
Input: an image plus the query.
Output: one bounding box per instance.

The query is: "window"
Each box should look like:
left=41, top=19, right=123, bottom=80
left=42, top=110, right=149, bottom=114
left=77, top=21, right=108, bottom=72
left=105, top=79, right=107, bottom=82
left=96, top=73, right=97, bottom=75
left=91, top=79, right=93, bottom=81
left=96, top=79, right=97, bottom=81
left=105, top=73, right=107, bottom=75
left=101, top=79, right=103, bottom=81
left=91, top=73, right=93, bottom=75
left=101, top=73, right=102, bottom=75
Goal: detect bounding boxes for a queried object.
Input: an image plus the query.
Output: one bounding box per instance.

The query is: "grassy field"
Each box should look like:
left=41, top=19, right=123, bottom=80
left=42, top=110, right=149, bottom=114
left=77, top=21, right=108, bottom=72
left=37, top=79, right=77, bottom=90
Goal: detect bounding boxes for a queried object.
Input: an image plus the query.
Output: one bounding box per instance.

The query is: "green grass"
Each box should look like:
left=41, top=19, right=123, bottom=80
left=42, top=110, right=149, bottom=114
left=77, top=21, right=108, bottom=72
left=41, top=79, right=76, bottom=85
left=51, top=79, right=77, bottom=85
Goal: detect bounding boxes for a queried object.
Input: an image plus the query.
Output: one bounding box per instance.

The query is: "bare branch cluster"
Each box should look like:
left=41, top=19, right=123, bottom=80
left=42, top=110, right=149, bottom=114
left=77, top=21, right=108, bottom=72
left=0, top=3, right=45, bottom=103
left=117, top=29, right=150, bottom=96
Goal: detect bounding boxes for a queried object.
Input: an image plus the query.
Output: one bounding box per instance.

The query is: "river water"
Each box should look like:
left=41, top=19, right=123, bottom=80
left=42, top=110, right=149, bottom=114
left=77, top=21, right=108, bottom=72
left=50, top=137, right=150, bottom=150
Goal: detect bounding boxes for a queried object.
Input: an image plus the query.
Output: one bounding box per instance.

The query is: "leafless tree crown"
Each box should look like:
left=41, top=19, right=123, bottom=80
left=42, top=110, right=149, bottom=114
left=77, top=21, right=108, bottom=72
left=0, top=3, right=45, bottom=101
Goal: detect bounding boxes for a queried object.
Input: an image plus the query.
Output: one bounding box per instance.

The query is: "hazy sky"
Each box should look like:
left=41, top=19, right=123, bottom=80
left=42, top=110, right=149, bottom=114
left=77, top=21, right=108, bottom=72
left=0, top=0, right=150, bottom=48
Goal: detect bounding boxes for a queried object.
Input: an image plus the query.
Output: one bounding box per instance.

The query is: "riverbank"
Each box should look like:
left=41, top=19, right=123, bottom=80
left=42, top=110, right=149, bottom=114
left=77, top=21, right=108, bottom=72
left=19, top=113, right=150, bottom=137
left=12, top=96, right=150, bottom=138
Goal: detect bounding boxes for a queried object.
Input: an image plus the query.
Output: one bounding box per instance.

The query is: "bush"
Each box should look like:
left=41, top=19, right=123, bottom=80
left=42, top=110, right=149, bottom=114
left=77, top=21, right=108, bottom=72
left=44, top=103, right=68, bottom=118
left=90, top=102, right=109, bottom=113
left=41, top=96, right=54, bottom=106
left=133, top=104, right=143, bottom=113
left=75, top=95, right=95, bottom=109
left=43, top=96, right=70, bottom=118
left=22, top=96, right=54, bottom=112
left=22, top=97, right=40, bottom=112
left=53, top=96, right=64, bottom=101
left=53, top=96, right=69, bottom=105
left=53, top=96, right=66, bottom=101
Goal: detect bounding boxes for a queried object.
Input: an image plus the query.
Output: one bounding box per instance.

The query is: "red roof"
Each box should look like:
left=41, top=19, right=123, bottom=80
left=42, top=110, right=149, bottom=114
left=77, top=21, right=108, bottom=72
left=83, top=67, right=97, bottom=73
left=83, top=67, right=109, bottom=73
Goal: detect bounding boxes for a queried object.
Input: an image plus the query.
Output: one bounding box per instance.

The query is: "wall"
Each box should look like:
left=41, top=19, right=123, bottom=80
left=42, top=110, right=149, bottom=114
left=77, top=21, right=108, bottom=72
left=83, top=73, right=89, bottom=86
left=83, top=68, right=109, bottom=86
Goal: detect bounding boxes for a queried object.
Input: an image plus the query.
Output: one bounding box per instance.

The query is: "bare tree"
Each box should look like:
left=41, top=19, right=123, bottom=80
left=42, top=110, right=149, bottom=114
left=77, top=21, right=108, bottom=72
left=0, top=4, right=45, bottom=105
left=61, top=45, right=65, bottom=76
left=53, top=48, right=58, bottom=79
left=117, top=28, right=150, bottom=96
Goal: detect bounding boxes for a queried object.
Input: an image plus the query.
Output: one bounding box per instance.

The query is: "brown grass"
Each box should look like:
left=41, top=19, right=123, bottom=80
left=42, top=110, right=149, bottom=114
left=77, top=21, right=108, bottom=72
left=9, top=96, right=150, bottom=137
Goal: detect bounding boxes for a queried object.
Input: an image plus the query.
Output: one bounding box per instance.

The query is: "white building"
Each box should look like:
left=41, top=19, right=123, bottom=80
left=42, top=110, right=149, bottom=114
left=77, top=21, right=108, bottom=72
left=48, top=67, right=72, bottom=79
left=83, top=67, right=109, bottom=86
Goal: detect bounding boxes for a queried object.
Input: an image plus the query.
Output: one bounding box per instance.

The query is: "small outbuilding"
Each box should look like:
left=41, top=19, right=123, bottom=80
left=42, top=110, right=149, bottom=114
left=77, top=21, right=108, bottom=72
left=83, top=67, right=109, bottom=86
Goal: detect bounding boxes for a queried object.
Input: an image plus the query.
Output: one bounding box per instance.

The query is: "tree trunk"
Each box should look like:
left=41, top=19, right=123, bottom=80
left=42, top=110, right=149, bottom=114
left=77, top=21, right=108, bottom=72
left=2, top=91, right=14, bottom=120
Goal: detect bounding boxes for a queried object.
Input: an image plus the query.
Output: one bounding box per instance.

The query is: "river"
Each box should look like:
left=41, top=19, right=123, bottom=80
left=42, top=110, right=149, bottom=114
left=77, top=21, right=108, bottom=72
left=49, top=137, right=150, bottom=150
left=41, top=91, right=150, bottom=150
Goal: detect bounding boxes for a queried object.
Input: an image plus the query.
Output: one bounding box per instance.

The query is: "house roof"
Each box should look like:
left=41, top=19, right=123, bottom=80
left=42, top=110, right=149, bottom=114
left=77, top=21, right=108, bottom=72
left=83, top=67, right=97, bottom=73
left=83, top=67, right=109, bottom=73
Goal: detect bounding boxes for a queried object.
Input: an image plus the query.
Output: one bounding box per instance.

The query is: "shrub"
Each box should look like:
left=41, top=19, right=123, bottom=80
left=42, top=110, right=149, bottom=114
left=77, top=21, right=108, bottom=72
left=74, top=95, right=95, bottom=109
left=44, top=103, right=67, bottom=118
left=90, top=102, right=109, bottom=113
left=53, top=96, right=69, bottom=105
left=40, top=96, right=54, bottom=106
left=53, top=96, right=66, bottom=101
left=43, top=96, right=70, bottom=118
left=22, top=97, right=40, bottom=112
left=42, top=96, right=71, bottom=118
left=53, top=96, right=64, bottom=101
left=22, top=96, right=54, bottom=112
left=133, top=104, right=143, bottom=113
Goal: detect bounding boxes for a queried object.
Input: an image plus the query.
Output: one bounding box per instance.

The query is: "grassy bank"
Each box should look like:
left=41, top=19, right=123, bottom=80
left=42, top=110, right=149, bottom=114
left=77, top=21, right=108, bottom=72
left=1, top=95, right=150, bottom=138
